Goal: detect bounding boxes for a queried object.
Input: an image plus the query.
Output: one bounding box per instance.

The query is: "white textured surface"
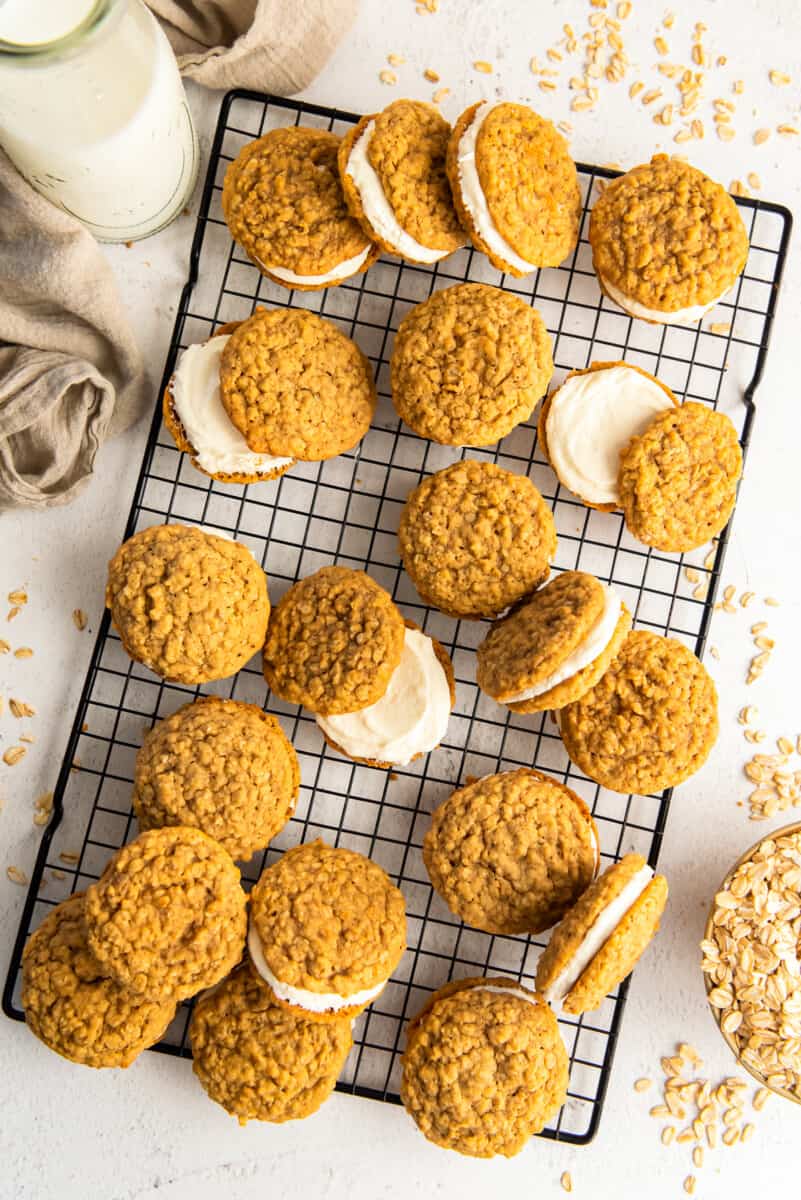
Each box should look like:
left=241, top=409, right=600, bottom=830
left=2, top=1, right=801, bottom=1195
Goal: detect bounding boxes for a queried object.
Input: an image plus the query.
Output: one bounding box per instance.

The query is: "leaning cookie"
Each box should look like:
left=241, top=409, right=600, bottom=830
left=338, top=99, right=465, bottom=264
left=163, top=322, right=295, bottom=483
left=589, top=154, right=749, bottom=324
left=476, top=571, right=631, bottom=713
left=190, top=962, right=352, bottom=1125
left=423, top=768, right=599, bottom=935
left=401, top=976, right=568, bottom=1157
left=317, top=620, right=454, bottom=769
left=221, top=126, right=379, bottom=289
left=446, top=101, right=581, bottom=275
left=247, top=840, right=407, bottom=1021
left=536, top=854, right=668, bottom=1014
left=537, top=361, right=679, bottom=511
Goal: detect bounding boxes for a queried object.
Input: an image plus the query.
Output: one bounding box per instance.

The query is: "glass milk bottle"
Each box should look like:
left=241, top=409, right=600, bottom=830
left=0, top=0, right=199, bottom=241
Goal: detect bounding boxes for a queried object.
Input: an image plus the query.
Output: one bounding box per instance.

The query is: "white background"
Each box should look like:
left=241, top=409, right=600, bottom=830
left=2, top=1, right=800, bottom=1196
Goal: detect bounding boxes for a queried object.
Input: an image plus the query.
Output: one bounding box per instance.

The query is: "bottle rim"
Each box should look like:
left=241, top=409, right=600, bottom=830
left=0, top=0, right=120, bottom=65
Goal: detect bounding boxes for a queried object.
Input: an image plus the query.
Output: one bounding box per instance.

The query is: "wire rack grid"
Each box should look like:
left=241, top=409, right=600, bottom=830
left=3, top=90, right=791, bottom=1146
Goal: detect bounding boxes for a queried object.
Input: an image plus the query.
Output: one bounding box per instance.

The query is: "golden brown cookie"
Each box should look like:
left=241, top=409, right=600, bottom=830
left=589, top=155, right=749, bottom=322
left=390, top=283, right=553, bottom=446
left=105, top=524, right=269, bottom=685
left=559, top=629, right=719, bottom=794
left=263, top=565, right=406, bottom=716
left=190, top=962, right=352, bottom=1124
left=248, top=840, right=406, bottom=1020
left=423, top=768, right=599, bottom=934
left=446, top=101, right=581, bottom=274
left=133, top=697, right=300, bottom=862
left=219, top=307, right=376, bottom=461
left=398, top=459, right=556, bottom=619
left=85, top=827, right=247, bottom=1002
left=221, top=126, right=379, bottom=290
left=536, top=854, right=668, bottom=1014
left=476, top=571, right=632, bottom=712
left=401, top=976, right=568, bottom=1157
left=338, top=99, right=465, bottom=263
left=618, top=401, right=743, bottom=552
left=22, top=894, right=176, bottom=1069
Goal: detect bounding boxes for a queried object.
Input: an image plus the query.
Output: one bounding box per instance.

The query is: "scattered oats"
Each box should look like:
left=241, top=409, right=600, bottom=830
left=387, top=53, right=405, bottom=66
left=692, top=583, right=708, bottom=601
left=642, top=88, right=663, bottom=105
left=739, top=705, right=758, bottom=725
left=777, top=124, right=799, bottom=137
left=676, top=1129, right=695, bottom=1144
left=663, top=11, right=675, bottom=28
left=539, top=80, right=557, bottom=92
left=684, top=567, right=700, bottom=584
left=709, top=645, right=720, bottom=660
left=661, top=1126, right=675, bottom=1145
left=703, top=548, right=717, bottom=571
left=617, top=0, right=632, bottom=15
left=14, top=647, right=33, bottom=659
left=722, top=1127, right=739, bottom=1146
left=717, top=55, right=727, bottom=66
left=683, top=1177, right=696, bottom=1196
left=753, top=128, right=771, bottom=145
left=0, top=639, right=9, bottom=654
left=7, top=590, right=27, bottom=605
left=710, top=321, right=731, bottom=335
left=572, top=96, right=596, bottom=112
left=6, top=865, right=28, bottom=885
left=560, top=1172, right=572, bottom=1194
left=558, top=120, right=573, bottom=135
left=750, top=621, right=768, bottom=634
left=379, top=69, right=398, bottom=85
left=730, top=179, right=750, bottom=198
left=424, top=68, right=440, bottom=82
left=9, top=699, right=36, bottom=719
left=629, top=81, right=644, bottom=98
left=733, top=80, right=745, bottom=94
left=634, top=1077, right=653, bottom=1092
left=473, top=60, right=492, bottom=74
left=717, top=125, right=736, bottom=142
left=58, top=851, right=79, bottom=864
left=706, top=1124, right=717, bottom=1148
left=741, top=1121, right=755, bottom=1142
left=7, top=606, right=21, bottom=622
left=432, top=87, right=450, bottom=104
left=747, top=172, right=762, bottom=191
left=546, top=48, right=563, bottom=63
left=51, top=869, right=66, bottom=881
left=722, top=585, right=736, bottom=604
left=3, top=746, right=26, bottom=766
left=674, top=127, right=693, bottom=144
left=739, top=590, right=755, bottom=607
left=654, top=36, right=669, bottom=55
left=650, top=1104, right=671, bottom=1118
left=692, top=1145, right=704, bottom=1168
left=769, top=70, right=791, bottom=86
left=764, top=596, right=780, bottom=606
left=752, top=1087, right=770, bottom=1111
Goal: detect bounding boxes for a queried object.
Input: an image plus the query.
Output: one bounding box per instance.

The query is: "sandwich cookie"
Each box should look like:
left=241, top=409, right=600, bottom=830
left=105, top=523, right=269, bottom=684
left=476, top=570, right=632, bottom=713
left=247, top=840, right=407, bottom=1020
left=618, top=400, right=743, bottom=552
left=84, top=826, right=247, bottom=1003
left=22, top=893, right=176, bottom=1069
left=133, top=696, right=300, bottom=862
left=219, top=307, right=376, bottom=462
left=190, top=962, right=352, bottom=1125
left=221, top=126, right=378, bottom=289
left=536, top=853, right=668, bottom=1014
left=537, top=361, right=679, bottom=510
left=446, top=101, right=581, bottom=276
left=401, top=976, right=568, bottom=1157
left=589, top=154, right=749, bottom=324
left=338, top=99, right=465, bottom=264
left=390, top=282, right=553, bottom=446
left=423, top=768, right=600, bottom=935
left=559, top=629, right=718, bottom=794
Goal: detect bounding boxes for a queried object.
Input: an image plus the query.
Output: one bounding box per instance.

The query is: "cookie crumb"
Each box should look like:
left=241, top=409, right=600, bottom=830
left=379, top=69, right=398, bottom=85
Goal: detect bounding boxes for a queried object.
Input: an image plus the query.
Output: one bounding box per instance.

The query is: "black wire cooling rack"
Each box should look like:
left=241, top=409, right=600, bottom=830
left=3, top=90, right=792, bottom=1146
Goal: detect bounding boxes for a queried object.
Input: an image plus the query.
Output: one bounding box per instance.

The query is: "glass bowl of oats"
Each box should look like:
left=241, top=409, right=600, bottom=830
left=702, top=821, right=801, bottom=1106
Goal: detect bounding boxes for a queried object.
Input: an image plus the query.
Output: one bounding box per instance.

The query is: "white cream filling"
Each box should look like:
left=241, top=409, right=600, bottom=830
left=455, top=101, right=536, bottom=275
left=257, top=245, right=371, bottom=286
left=248, top=923, right=386, bottom=1014
left=545, top=366, right=675, bottom=506
left=171, top=337, right=292, bottom=477
left=588, top=823, right=600, bottom=874
left=505, top=585, right=623, bottom=703
left=601, top=274, right=731, bottom=325
left=316, top=628, right=451, bottom=766
left=472, top=983, right=541, bottom=1006
left=542, top=864, right=654, bottom=1006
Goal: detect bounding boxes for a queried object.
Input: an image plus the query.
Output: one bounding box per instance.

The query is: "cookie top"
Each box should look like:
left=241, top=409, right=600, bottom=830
left=249, top=840, right=407, bottom=997
left=401, top=976, right=568, bottom=1157
left=190, top=962, right=352, bottom=1124
left=263, top=566, right=406, bottom=715
left=390, top=283, right=553, bottom=446
left=133, top=697, right=300, bottom=862
left=618, top=401, right=743, bottom=552
left=398, top=459, right=556, bottom=619
left=219, top=308, right=376, bottom=461
left=589, top=155, right=749, bottom=311
left=85, top=827, right=247, bottom=1002
left=21, top=894, right=176, bottom=1069
left=559, top=629, right=718, bottom=794
left=105, top=524, right=269, bottom=685
left=423, top=768, right=599, bottom=934
left=221, top=126, right=373, bottom=278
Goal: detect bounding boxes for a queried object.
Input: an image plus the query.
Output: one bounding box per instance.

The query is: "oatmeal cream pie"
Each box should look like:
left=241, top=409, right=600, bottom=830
left=339, top=98, right=465, bottom=264
left=247, top=840, right=407, bottom=1020
left=390, top=282, right=553, bottom=446
left=105, top=523, right=269, bottom=684
left=190, top=962, right=352, bottom=1125
left=446, top=101, right=581, bottom=275
left=476, top=570, right=632, bottom=713
left=22, top=893, right=176, bottom=1069
left=589, top=154, right=749, bottom=324
left=536, top=853, right=668, bottom=1014
left=221, top=126, right=379, bottom=289
left=423, top=768, right=599, bottom=935
left=401, top=976, right=568, bottom=1157
left=537, top=361, right=679, bottom=510
left=559, top=629, right=719, bottom=794
left=399, top=459, right=556, bottom=620
left=219, top=307, right=376, bottom=462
